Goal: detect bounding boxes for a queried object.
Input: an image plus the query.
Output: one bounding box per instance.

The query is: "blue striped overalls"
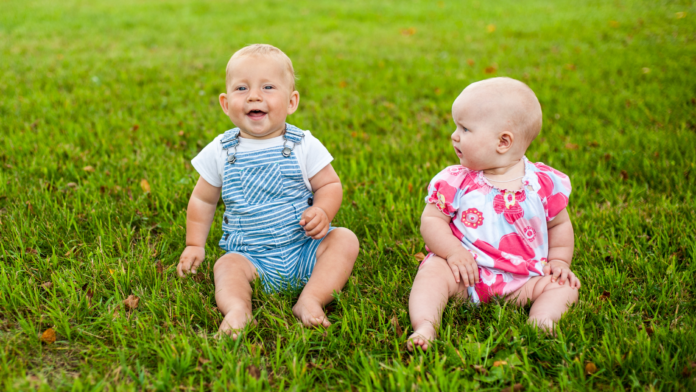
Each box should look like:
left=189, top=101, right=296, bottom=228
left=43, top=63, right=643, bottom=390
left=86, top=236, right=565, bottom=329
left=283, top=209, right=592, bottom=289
left=218, top=123, right=332, bottom=292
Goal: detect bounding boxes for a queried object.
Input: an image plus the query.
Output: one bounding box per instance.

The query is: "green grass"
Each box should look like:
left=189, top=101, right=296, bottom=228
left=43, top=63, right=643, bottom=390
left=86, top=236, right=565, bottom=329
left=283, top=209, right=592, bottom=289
left=1, top=0, right=696, bottom=390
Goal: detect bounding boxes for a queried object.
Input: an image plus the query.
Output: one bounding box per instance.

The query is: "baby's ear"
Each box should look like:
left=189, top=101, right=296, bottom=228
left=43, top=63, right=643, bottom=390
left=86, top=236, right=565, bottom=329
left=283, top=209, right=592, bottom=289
left=219, top=93, right=230, bottom=114
left=287, top=90, right=300, bottom=115
left=497, top=131, right=514, bottom=154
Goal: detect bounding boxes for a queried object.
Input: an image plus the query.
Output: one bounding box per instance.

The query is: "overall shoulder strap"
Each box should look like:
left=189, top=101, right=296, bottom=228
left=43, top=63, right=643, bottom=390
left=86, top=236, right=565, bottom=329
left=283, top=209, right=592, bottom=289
left=220, top=128, right=241, bottom=149
left=284, top=123, right=305, bottom=144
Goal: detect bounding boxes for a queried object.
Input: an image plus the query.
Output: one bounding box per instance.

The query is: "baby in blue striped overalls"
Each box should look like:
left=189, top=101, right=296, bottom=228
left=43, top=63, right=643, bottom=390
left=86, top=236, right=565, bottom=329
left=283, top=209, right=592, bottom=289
left=176, top=44, right=359, bottom=338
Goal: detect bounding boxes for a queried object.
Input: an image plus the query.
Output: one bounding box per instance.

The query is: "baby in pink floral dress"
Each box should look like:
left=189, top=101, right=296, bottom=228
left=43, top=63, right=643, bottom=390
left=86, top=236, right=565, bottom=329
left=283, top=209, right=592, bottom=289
left=408, top=77, right=581, bottom=351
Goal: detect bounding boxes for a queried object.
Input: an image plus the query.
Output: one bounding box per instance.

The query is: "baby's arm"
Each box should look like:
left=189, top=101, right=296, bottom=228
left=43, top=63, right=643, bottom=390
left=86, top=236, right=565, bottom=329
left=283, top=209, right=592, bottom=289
left=300, top=164, right=342, bottom=239
left=543, top=208, right=580, bottom=288
left=421, top=204, right=479, bottom=287
left=177, top=177, right=221, bottom=277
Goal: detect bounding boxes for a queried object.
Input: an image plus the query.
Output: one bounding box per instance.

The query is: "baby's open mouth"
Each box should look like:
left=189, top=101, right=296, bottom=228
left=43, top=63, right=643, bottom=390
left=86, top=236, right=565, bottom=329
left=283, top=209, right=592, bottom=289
left=454, top=146, right=463, bottom=156
left=247, top=109, right=267, bottom=119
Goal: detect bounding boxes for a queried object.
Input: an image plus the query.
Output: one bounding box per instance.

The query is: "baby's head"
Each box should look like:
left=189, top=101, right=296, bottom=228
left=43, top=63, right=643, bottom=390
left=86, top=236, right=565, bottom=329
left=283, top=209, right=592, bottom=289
left=219, top=44, right=299, bottom=139
left=450, top=77, right=542, bottom=171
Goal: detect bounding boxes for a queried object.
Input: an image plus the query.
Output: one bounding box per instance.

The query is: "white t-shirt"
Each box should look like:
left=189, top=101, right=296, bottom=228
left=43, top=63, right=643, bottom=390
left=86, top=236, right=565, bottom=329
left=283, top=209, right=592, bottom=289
left=191, top=130, right=333, bottom=191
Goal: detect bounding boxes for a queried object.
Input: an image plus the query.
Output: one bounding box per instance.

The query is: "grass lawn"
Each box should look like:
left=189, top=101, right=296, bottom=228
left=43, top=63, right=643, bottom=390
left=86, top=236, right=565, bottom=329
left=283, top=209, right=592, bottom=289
left=1, top=0, right=696, bottom=390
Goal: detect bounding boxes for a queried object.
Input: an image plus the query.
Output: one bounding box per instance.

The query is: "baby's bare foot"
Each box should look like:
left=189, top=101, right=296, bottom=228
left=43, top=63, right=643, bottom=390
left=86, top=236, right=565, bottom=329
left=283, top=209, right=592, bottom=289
left=217, top=309, right=254, bottom=339
left=407, top=324, right=437, bottom=351
left=292, top=297, right=331, bottom=328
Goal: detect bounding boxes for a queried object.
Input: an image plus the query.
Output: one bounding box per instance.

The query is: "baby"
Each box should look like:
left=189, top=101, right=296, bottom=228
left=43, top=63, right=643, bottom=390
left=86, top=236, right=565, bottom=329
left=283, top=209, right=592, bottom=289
left=408, top=77, right=581, bottom=351
left=177, top=44, right=359, bottom=337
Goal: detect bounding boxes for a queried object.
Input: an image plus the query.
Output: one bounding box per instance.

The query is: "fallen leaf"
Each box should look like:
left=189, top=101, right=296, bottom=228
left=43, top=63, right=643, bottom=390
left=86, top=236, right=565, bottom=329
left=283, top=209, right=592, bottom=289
left=83, top=166, right=95, bottom=173
left=407, top=183, right=413, bottom=193
left=25, top=201, right=34, bottom=214
left=620, top=170, right=628, bottom=181
left=140, top=179, right=151, bottom=193
left=400, top=27, right=416, bottom=36
left=484, top=65, right=497, bottom=74
left=414, top=252, right=426, bottom=262
left=493, top=360, right=508, bottom=367
left=338, top=81, right=347, bottom=88
left=247, top=365, right=261, bottom=380
left=585, top=361, right=598, bottom=375
left=25, top=247, right=37, bottom=255
left=86, top=288, right=94, bottom=303
left=178, top=130, right=185, bottom=137
left=113, top=307, right=119, bottom=318
left=501, top=384, right=524, bottom=392
left=198, top=356, right=211, bottom=365
left=467, top=59, right=475, bottom=66
left=472, top=364, right=488, bottom=374
left=40, top=327, right=56, bottom=344
left=565, top=143, right=579, bottom=150
left=644, top=325, right=654, bottom=336
left=41, top=282, right=53, bottom=290
left=390, top=316, right=403, bottom=336
left=66, top=182, right=77, bottom=188
left=156, top=260, right=164, bottom=275
left=132, top=124, right=139, bottom=131
left=123, top=294, right=139, bottom=310
left=683, top=365, right=691, bottom=378
left=486, top=24, right=496, bottom=33
left=598, top=290, right=610, bottom=300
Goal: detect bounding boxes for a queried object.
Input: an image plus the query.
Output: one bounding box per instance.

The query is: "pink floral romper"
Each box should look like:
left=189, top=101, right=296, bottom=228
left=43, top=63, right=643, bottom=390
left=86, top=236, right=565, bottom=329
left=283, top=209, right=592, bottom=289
left=423, top=156, right=572, bottom=303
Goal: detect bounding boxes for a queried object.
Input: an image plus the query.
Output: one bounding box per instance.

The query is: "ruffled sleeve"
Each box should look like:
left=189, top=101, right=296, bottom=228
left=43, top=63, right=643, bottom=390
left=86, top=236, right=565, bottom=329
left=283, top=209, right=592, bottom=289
left=424, top=166, right=469, bottom=217
left=532, top=162, right=572, bottom=221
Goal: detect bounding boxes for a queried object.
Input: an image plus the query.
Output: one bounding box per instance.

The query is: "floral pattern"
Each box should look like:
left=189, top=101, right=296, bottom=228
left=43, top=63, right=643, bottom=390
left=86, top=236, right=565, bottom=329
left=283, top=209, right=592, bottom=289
left=462, top=208, right=484, bottom=229
left=424, top=157, right=571, bottom=303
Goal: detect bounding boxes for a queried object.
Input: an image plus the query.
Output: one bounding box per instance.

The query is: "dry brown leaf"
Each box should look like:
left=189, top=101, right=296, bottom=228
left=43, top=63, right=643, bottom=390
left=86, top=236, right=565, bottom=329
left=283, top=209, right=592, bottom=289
left=247, top=365, right=261, bottom=380
left=338, top=81, right=348, bottom=88
left=501, top=384, right=524, bottom=392
left=467, top=59, right=475, bottom=66
left=25, top=247, right=37, bottom=255
left=598, top=290, right=610, bottom=300
left=40, top=327, right=56, bottom=344
left=585, top=361, right=598, bottom=375
left=25, top=201, right=34, bottom=214
left=41, top=282, right=53, bottom=290
left=407, top=183, right=413, bottom=193
left=620, top=170, right=629, bottom=181
left=83, top=166, right=95, bottom=173
left=123, top=294, right=139, bottom=310
left=493, top=360, right=508, bottom=367
left=140, top=179, right=151, bottom=193
left=484, top=65, right=497, bottom=74
left=86, top=288, right=94, bottom=303
left=390, top=316, right=403, bottom=336
left=472, top=364, right=488, bottom=374
left=132, top=124, right=139, bottom=131
left=565, top=143, right=579, bottom=150
left=156, top=260, right=164, bottom=275
left=198, top=356, right=211, bottom=365
left=178, top=130, right=185, bottom=137
left=414, top=252, right=426, bottom=262
left=400, top=27, right=416, bottom=36
left=66, top=182, right=77, bottom=188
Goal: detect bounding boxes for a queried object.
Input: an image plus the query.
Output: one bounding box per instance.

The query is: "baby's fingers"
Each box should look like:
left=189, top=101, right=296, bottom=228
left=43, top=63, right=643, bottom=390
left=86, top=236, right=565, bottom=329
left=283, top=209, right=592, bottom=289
left=551, top=266, right=562, bottom=282
left=569, top=273, right=581, bottom=289
left=449, top=264, right=461, bottom=284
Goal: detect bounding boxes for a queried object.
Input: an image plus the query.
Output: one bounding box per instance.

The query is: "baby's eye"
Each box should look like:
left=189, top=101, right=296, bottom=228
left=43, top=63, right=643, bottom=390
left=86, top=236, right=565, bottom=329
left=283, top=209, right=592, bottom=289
left=263, top=85, right=274, bottom=90
left=463, top=127, right=470, bottom=132
left=237, top=86, right=247, bottom=91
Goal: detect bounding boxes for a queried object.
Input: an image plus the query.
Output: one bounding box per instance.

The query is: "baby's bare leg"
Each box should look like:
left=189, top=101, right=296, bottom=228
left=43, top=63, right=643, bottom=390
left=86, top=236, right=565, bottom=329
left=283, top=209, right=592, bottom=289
left=293, top=228, right=359, bottom=327
left=508, top=275, right=579, bottom=331
left=213, top=253, right=258, bottom=338
left=408, top=255, right=468, bottom=351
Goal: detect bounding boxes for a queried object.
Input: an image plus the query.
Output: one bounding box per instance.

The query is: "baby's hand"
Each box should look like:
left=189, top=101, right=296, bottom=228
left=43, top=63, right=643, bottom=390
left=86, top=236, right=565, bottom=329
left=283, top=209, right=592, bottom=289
left=177, top=246, right=205, bottom=277
left=299, top=207, right=330, bottom=239
left=543, top=260, right=581, bottom=289
left=446, top=249, right=479, bottom=287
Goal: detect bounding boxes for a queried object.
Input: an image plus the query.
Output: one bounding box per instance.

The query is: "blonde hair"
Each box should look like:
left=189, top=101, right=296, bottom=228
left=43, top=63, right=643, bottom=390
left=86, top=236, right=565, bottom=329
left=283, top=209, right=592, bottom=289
left=225, top=44, right=296, bottom=91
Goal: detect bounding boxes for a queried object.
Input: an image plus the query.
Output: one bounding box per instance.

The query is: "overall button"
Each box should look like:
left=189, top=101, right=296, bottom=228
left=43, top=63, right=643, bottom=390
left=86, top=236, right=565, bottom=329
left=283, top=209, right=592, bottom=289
left=307, top=197, right=313, bottom=206
left=224, top=216, right=229, bottom=224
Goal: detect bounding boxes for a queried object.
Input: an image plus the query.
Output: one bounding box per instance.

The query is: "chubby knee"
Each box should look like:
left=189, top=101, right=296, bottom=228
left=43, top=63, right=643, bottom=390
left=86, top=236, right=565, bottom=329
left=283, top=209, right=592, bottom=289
left=213, top=254, right=256, bottom=279
left=320, top=228, right=360, bottom=261
left=539, top=278, right=579, bottom=303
